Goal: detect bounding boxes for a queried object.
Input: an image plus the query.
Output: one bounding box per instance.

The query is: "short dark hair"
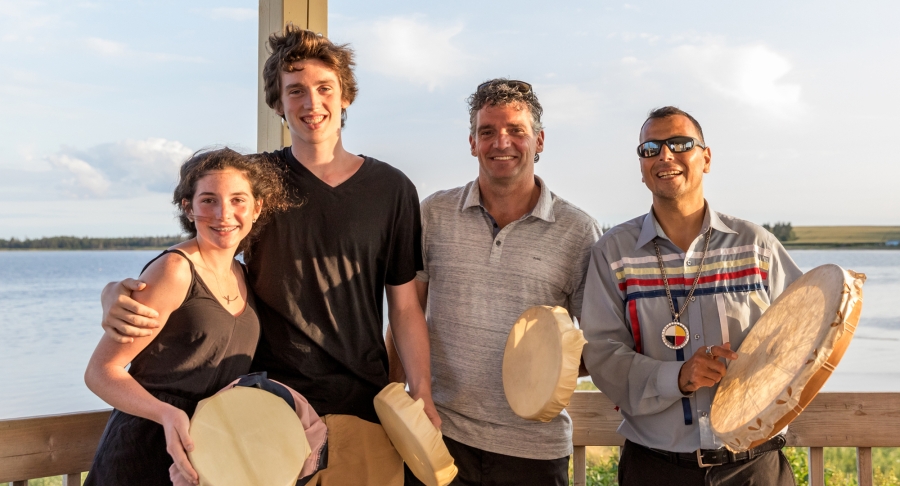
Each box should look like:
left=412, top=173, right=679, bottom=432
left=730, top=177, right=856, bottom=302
left=173, top=148, right=290, bottom=255
left=642, top=106, right=705, bottom=144
left=262, top=25, right=358, bottom=127
left=467, top=78, right=543, bottom=136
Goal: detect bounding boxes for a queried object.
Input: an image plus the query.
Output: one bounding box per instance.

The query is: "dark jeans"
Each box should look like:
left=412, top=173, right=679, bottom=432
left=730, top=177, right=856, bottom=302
left=404, top=435, right=568, bottom=486
left=618, top=440, right=796, bottom=486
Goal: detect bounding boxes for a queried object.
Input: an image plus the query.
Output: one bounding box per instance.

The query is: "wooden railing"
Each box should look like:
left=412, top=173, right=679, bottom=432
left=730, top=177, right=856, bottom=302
left=569, top=391, right=900, bottom=486
left=2, top=392, right=899, bottom=485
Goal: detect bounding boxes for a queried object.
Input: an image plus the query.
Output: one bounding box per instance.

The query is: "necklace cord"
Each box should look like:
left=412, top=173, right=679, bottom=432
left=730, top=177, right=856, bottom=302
left=653, top=227, right=713, bottom=322
left=196, top=241, right=239, bottom=304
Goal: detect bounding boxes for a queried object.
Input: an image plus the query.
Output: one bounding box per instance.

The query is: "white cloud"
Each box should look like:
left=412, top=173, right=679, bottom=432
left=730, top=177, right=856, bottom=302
left=208, top=7, right=257, bottom=21
left=537, top=84, right=604, bottom=127
left=0, top=1, right=62, bottom=43
left=85, top=37, right=127, bottom=56
left=674, top=40, right=802, bottom=117
left=48, top=154, right=111, bottom=197
left=47, top=138, right=193, bottom=198
left=83, top=37, right=208, bottom=63
left=353, top=15, right=472, bottom=91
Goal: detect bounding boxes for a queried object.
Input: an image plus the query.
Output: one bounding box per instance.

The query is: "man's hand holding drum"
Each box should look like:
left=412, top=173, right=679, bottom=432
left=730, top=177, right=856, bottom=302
left=678, top=343, right=738, bottom=394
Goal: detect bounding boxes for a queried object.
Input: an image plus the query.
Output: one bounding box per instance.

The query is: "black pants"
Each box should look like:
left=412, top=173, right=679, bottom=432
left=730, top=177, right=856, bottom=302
left=618, top=440, right=796, bottom=486
left=404, top=435, right=568, bottom=486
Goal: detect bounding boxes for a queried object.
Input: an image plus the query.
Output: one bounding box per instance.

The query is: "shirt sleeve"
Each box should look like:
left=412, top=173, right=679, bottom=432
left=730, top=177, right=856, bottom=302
left=581, top=241, right=686, bottom=416
left=766, top=234, right=803, bottom=300
left=415, top=196, right=430, bottom=283
left=385, top=180, right=424, bottom=286
left=567, top=220, right=602, bottom=321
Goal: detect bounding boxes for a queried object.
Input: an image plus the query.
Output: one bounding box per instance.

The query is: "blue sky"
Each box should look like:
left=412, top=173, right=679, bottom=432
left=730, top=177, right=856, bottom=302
left=1, top=0, right=898, bottom=238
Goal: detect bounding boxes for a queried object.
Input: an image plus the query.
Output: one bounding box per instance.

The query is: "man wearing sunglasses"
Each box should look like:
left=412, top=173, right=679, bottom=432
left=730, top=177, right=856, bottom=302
left=388, top=79, right=601, bottom=485
left=580, top=107, right=801, bottom=485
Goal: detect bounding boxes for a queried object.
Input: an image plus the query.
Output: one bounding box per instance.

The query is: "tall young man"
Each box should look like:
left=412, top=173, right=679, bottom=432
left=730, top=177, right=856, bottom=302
left=100, top=27, right=435, bottom=486
left=390, top=79, right=601, bottom=485
left=580, top=107, right=801, bottom=486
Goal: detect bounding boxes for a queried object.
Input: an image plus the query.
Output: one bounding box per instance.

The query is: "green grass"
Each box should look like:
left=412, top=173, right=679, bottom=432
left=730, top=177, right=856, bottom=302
left=568, top=447, right=900, bottom=486
left=787, top=226, right=900, bottom=247
left=4, top=473, right=87, bottom=486
left=11, top=448, right=900, bottom=486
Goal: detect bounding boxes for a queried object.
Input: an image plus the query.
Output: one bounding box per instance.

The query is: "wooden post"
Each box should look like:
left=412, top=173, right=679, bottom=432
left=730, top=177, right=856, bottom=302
left=572, top=446, right=586, bottom=486
left=63, top=473, right=82, bottom=486
left=856, top=447, right=873, bottom=486
left=808, top=447, right=825, bottom=486
left=257, top=0, right=329, bottom=153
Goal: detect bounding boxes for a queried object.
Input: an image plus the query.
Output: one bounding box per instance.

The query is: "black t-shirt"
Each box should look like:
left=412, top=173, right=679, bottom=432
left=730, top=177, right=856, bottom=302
left=246, top=148, right=423, bottom=423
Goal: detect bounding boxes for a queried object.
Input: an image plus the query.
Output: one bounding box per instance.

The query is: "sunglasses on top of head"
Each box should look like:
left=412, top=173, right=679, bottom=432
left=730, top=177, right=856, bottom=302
left=476, top=79, right=533, bottom=94
left=636, top=136, right=706, bottom=158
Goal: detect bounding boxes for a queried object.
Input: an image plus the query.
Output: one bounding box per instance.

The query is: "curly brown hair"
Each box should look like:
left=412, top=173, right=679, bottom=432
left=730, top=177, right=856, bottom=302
left=173, top=148, right=290, bottom=255
left=467, top=78, right=544, bottom=136
left=262, top=25, right=358, bottom=127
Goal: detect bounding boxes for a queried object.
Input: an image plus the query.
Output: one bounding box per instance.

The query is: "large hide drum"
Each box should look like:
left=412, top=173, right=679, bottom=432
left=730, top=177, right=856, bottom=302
left=188, top=387, right=311, bottom=485
left=711, top=264, right=865, bottom=452
left=374, top=383, right=458, bottom=486
left=502, top=306, right=587, bottom=422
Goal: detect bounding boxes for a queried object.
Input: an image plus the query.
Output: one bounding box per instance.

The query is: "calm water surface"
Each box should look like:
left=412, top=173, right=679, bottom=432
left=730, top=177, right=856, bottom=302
left=0, top=249, right=898, bottom=419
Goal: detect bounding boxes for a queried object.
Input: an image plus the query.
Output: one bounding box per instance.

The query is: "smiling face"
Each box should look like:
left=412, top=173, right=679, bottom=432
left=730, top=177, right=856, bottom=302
left=185, top=168, right=262, bottom=251
left=469, top=103, right=545, bottom=186
left=639, top=114, right=711, bottom=204
left=276, top=59, right=349, bottom=147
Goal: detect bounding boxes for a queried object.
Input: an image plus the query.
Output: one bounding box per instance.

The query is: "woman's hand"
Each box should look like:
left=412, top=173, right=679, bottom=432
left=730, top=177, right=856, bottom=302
left=161, top=406, right=199, bottom=485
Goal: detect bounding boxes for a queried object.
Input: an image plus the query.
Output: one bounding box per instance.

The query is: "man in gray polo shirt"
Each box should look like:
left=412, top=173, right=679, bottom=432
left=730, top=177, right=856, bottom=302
left=389, top=79, right=601, bottom=485
left=580, top=106, right=801, bottom=485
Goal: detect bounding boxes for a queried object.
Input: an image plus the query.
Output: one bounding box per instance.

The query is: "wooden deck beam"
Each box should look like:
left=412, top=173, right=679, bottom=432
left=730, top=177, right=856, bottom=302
left=258, top=0, right=329, bottom=153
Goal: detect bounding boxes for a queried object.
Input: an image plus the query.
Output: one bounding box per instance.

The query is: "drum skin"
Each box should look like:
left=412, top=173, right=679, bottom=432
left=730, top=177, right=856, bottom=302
left=188, top=387, right=310, bottom=486
left=502, top=306, right=588, bottom=422
left=711, top=264, right=865, bottom=452
left=374, top=383, right=458, bottom=486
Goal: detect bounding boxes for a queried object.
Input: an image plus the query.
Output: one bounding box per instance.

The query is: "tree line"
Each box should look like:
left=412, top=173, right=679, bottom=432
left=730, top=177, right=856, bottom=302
left=0, top=235, right=186, bottom=250
left=763, top=222, right=796, bottom=242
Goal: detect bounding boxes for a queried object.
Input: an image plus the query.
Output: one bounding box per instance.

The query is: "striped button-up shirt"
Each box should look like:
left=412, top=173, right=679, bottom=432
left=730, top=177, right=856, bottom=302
left=581, top=203, right=802, bottom=452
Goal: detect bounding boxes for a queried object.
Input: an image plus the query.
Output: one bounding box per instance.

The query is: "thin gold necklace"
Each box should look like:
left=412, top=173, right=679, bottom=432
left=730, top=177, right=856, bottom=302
left=196, top=242, right=239, bottom=304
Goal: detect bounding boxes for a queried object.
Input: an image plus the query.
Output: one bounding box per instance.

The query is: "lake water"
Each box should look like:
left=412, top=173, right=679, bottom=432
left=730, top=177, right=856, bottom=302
left=1, top=249, right=898, bottom=419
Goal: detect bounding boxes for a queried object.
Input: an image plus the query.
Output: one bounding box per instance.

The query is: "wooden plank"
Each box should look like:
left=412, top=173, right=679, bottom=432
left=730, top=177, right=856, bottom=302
left=856, top=447, right=873, bottom=486
left=12, top=481, right=27, bottom=486
left=568, top=392, right=625, bottom=446
left=569, top=391, right=900, bottom=447
left=784, top=393, right=900, bottom=447
left=282, top=0, right=308, bottom=30
left=572, top=446, right=586, bottom=486
left=257, top=0, right=285, bottom=153
left=63, top=472, right=82, bottom=486
left=808, top=447, right=824, bottom=486
left=280, top=0, right=314, bottom=148
left=0, top=410, right=110, bottom=483
left=307, top=0, right=328, bottom=37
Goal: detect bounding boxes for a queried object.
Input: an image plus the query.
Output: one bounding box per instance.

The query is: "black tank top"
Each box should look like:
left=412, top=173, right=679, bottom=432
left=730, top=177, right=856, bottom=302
left=128, top=249, right=260, bottom=401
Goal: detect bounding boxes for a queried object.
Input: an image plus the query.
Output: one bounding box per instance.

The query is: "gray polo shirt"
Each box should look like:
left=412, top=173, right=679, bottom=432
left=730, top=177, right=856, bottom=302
left=580, top=203, right=802, bottom=453
left=417, top=177, right=601, bottom=460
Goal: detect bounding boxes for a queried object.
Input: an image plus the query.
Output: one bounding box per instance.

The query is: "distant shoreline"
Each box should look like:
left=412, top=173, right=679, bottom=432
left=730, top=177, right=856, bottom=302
left=0, top=236, right=186, bottom=251
left=2, top=226, right=899, bottom=250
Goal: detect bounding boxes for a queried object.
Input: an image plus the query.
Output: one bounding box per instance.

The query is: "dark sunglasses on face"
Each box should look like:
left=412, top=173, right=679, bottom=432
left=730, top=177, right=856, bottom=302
left=476, top=79, right=533, bottom=94
left=636, top=136, right=706, bottom=158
